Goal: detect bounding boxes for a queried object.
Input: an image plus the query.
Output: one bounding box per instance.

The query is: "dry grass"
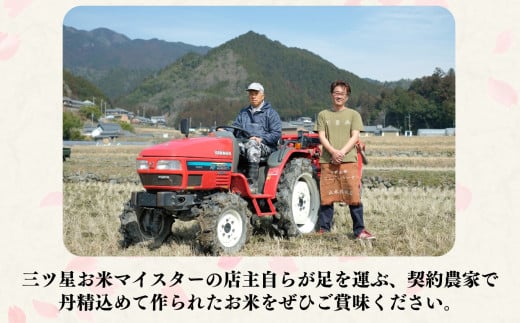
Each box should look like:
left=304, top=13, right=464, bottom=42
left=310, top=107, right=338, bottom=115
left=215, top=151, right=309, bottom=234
left=63, top=136, right=455, bottom=257
left=366, top=156, right=454, bottom=169
left=362, top=135, right=454, bottom=149
left=63, top=182, right=454, bottom=257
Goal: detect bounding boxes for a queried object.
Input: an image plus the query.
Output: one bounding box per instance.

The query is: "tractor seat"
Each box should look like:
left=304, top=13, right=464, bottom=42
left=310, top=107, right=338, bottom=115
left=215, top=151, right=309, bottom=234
left=215, top=130, right=275, bottom=169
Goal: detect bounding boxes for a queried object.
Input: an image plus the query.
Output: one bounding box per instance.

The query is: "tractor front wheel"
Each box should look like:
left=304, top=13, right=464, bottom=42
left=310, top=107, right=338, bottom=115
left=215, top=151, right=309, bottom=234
left=197, top=193, right=252, bottom=255
left=119, top=201, right=174, bottom=250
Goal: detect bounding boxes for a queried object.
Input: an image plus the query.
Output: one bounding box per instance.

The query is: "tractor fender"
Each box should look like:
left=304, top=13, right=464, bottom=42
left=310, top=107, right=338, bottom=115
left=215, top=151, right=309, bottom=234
left=263, top=147, right=313, bottom=196
left=267, top=146, right=302, bottom=168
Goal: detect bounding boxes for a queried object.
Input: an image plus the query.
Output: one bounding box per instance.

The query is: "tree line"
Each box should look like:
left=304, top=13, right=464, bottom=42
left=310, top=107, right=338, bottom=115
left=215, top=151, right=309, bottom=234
left=361, top=68, right=455, bottom=131
left=175, top=67, right=455, bottom=132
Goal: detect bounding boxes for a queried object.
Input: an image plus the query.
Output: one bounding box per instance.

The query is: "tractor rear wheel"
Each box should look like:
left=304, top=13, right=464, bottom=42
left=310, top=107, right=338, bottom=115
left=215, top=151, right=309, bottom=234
left=119, top=201, right=174, bottom=250
left=197, top=192, right=252, bottom=255
left=274, top=158, right=320, bottom=237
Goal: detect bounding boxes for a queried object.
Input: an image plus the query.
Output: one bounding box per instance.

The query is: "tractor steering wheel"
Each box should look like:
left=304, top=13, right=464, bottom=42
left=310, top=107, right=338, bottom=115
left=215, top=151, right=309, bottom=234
left=216, top=125, right=252, bottom=140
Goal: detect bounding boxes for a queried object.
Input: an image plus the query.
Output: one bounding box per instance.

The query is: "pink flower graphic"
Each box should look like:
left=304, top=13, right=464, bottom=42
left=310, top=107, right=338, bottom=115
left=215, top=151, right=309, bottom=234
left=379, top=0, right=403, bottom=5
left=414, top=0, right=450, bottom=7
left=406, top=278, right=426, bottom=295
left=4, top=0, right=33, bottom=17
left=161, top=285, right=189, bottom=304
left=456, top=184, right=472, bottom=212
left=268, top=257, right=298, bottom=274
left=39, top=192, right=63, bottom=207
left=0, top=32, right=21, bottom=60
left=32, top=299, right=59, bottom=318
left=8, top=306, right=26, bottom=323
left=488, top=77, right=518, bottom=108
left=494, top=30, right=513, bottom=54
left=217, top=256, right=243, bottom=270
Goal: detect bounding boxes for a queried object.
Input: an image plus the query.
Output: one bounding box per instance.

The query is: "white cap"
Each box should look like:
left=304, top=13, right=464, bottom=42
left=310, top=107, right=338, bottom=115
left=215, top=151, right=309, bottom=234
left=246, top=82, right=264, bottom=92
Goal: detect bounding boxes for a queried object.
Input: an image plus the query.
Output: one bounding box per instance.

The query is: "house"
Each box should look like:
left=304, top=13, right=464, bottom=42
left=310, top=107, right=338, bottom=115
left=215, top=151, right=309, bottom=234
left=361, top=125, right=382, bottom=136
left=417, top=128, right=456, bottom=136
left=63, top=97, right=95, bottom=109
left=291, top=117, right=313, bottom=125
left=89, top=122, right=123, bottom=140
left=285, top=117, right=313, bottom=132
left=151, top=116, right=167, bottom=125
left=82, top=125, right=97, bottom=137
left=131, top=116, right=154, bottom=125
left=105, top=108, right=134, bottom=120
left=381, top=125, right=400, bottom=136
left=359, top=124, right=401, bottom=136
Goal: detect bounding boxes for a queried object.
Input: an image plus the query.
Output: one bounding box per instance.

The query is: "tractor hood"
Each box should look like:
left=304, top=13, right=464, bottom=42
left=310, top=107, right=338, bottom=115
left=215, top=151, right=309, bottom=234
left=139, top=136, right=234, bottom=160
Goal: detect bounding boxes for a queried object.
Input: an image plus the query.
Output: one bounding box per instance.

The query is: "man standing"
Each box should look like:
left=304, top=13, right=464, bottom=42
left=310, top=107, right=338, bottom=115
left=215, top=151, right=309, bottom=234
left=315, top=80, right=374, bottom=240
left=231, top=82, right=282, bottom=193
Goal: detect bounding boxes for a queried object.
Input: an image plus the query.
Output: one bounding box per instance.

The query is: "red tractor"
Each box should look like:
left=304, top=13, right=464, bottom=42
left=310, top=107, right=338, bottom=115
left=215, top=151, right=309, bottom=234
left=119, top=119, right=322, bottom=255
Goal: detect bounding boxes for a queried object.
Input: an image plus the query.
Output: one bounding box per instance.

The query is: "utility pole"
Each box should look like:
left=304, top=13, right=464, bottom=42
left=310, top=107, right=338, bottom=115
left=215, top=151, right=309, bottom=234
left=404, top=114, right=412, bottom=136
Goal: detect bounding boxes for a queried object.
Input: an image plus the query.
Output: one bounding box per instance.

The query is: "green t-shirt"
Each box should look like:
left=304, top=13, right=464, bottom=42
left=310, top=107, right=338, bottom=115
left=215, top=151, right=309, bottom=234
left=315, top=108, right=363, bottom=164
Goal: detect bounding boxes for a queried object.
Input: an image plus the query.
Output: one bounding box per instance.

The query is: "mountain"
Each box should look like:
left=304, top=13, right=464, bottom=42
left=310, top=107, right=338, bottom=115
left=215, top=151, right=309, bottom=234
left=63, top=70, right=110, bottom=105
left=63, top=26, right=211, bottom=99
left=116, top=31, right=386, bottom=126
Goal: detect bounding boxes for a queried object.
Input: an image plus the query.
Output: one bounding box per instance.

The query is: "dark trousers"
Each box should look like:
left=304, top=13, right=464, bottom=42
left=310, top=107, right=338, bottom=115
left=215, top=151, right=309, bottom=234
left=319, top=203, right=365, bottom=236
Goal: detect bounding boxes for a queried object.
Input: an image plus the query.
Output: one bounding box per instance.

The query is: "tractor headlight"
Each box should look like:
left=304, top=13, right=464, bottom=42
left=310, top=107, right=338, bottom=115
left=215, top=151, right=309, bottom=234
left=156, top=160, right=182, bottom=170
left=136, top=160, right=149, bottom=170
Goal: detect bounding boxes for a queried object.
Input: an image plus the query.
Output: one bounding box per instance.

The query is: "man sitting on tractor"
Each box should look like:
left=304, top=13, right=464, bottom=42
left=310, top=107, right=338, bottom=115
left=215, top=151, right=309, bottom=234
left=231, top=82, right=282, bottom=193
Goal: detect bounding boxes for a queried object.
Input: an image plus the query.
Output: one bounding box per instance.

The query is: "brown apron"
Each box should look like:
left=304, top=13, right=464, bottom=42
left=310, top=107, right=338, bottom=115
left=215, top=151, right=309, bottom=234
left=320, top=162, right=361, bottom=206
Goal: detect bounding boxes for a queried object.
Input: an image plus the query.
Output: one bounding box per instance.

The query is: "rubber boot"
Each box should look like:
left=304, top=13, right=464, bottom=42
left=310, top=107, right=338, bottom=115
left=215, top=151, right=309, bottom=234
left=248, top=162, right=259, bottom=193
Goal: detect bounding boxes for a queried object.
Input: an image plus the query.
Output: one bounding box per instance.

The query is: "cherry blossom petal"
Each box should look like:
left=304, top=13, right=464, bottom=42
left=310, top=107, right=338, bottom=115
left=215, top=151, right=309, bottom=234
left=32, top=300, right=59, bottom=318
left=8, top=306, right=26, bottom=323
left=39, top=192, right=63, bottom=207
left=217, top=257, right=243, bottom=270
left=406, top=279, right=425, bottom=294
left=379, top=0, right=403, bottom=5
left=488, top=77, right=519, bottom=108
left=0, top=32, right=21, bottom=60
left=268, top=257, right=298, bottom=274
left=4, top=0, right=33, bottom=17
left=494, top=30, right=513, bottom=53
left=414, top=0, right=450, bottom=7
left=162, top=285, right=189, bottom=303
left=456, top=184, right=472, bottom=212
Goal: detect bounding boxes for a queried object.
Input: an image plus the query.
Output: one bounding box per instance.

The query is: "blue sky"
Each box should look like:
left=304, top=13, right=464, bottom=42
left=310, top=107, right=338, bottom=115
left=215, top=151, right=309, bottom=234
left=63, top=6, right=455, bottom=82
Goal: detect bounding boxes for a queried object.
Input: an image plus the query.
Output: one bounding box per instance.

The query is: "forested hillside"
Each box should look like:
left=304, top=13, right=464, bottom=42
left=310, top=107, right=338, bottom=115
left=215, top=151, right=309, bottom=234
left=64, top=28, right=455, bottom=132
left=63, top=26, right=211, bottom=99
left=116, top=31, right=388, bottom=127
left=63, top=70, right=110, bottom=105
left=371, top=68, right=455, bottom=131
